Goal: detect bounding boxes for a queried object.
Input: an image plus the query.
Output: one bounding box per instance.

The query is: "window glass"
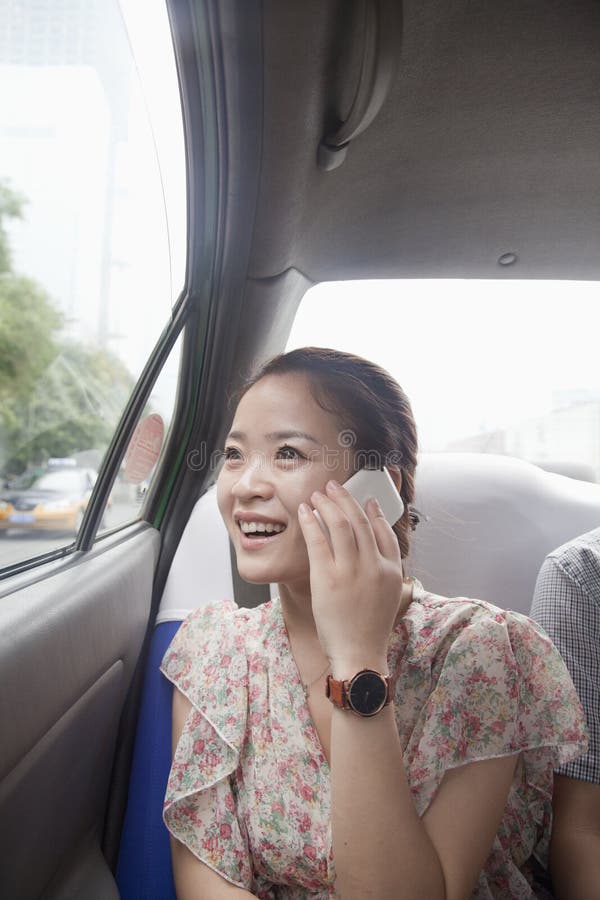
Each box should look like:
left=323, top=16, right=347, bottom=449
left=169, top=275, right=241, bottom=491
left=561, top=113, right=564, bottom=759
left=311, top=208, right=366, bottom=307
left=287, top=280, right=600, bottom=482
left=101, top=334, right=182, bottom=534
left=0, top=0, right=185, bottom=569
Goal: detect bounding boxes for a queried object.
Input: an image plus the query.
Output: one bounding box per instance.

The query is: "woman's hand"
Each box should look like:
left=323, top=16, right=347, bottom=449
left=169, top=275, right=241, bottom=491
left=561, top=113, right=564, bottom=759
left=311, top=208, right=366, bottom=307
left=298, top=479, right=409, bottom=674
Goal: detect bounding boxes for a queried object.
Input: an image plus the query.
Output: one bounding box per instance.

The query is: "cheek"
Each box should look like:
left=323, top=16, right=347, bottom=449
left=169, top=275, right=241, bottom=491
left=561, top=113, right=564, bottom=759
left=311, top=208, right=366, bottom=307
left=216, top=471, right=231, bottom=520
left=288, top=472, right=325, bottom=509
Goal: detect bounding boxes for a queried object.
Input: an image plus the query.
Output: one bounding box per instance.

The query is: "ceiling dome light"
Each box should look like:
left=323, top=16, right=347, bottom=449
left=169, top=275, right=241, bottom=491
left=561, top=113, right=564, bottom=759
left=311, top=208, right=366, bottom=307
left=498, top=252, right=518, bottom=266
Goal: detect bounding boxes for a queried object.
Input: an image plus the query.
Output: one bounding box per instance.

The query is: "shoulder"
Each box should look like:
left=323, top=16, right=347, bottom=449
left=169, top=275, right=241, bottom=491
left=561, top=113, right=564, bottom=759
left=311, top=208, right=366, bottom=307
left=531, top=528, right=600, bottom=636
left=160, top=598, right=279, bottom=697
left=542, top=526, right=600, bottom=593
left=401, top=588, right=581, bottom=719
left=403, top=587, right=548, bottom=664
left=170, top=596, right=277, bottom=645
left=399, top=589, right=587, bottom=801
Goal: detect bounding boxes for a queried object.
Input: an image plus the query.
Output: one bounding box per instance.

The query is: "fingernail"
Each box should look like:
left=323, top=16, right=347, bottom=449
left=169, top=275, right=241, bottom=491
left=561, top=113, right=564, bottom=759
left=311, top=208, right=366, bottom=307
left=327, top=480, right=341, bottom=492
left=368, top=497, right=383, bottom=515
left=298, top=502, right=310, bottom=517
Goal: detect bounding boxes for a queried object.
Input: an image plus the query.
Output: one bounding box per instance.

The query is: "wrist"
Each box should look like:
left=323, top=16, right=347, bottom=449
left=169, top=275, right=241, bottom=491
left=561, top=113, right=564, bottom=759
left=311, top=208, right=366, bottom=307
left=328, top=655, right=389, bottom=680
left=326, top=667, right=396, bottom=716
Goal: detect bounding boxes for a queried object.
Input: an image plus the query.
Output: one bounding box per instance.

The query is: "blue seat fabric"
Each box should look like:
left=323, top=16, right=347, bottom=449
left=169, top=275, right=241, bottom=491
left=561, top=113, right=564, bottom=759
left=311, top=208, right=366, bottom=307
left=116, top=619, right=181, bottom=900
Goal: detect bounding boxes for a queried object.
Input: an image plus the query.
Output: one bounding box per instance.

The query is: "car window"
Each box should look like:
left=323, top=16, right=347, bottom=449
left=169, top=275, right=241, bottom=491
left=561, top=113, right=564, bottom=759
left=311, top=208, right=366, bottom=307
left=0, top=0, right=185, bottom=571
left=99, top=334, right=182, bottom=536
left=288, top=280, right=600, bottom=483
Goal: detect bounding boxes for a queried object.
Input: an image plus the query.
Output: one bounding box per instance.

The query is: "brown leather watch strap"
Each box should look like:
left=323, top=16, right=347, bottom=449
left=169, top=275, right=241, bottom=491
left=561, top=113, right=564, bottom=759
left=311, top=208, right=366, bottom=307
left=325, top=674, right=347, bottom=708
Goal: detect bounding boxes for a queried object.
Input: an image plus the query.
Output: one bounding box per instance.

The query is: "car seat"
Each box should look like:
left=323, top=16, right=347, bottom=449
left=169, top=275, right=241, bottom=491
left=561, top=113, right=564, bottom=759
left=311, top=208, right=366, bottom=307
left=409, top=454, right=600, bottom=614
left=116, top=488, right=233, bottom=899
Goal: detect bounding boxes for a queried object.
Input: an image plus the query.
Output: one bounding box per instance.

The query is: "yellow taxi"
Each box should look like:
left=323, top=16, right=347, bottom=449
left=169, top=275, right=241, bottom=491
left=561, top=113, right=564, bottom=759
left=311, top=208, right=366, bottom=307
left=0, top=465, right=96, bottom=535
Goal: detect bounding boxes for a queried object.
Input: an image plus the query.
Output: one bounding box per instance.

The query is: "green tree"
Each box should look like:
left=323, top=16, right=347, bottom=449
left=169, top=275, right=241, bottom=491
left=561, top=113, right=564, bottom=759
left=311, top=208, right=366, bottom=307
left=0, top=181, right=25, bottom=274
left=4, top=340, right=135, bottom=472
left=0, top=276, right=63, bottom=421
left=0, top=180, right=135, bottom=474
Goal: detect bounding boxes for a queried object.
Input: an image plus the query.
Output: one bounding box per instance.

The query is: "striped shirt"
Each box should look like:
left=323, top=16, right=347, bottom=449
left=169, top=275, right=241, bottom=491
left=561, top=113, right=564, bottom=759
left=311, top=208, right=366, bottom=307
left=531, top=527, right=600, bottom=783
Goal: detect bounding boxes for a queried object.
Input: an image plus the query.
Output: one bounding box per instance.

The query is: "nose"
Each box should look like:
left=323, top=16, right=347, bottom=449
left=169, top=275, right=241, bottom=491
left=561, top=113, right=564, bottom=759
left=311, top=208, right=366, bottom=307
left=231, top=454, right=275, bottom=500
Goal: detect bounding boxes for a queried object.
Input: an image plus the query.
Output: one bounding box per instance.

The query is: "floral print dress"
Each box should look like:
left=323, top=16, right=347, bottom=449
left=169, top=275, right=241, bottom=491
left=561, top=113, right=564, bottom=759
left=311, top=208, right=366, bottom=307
left=160, top=584, right=587, bottom=899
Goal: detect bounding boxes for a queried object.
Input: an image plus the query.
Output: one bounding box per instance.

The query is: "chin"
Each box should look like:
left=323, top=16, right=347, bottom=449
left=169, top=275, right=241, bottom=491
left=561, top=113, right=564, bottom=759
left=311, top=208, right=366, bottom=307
left=233, top=546, right=308, bottom=588
left=234, top=558, right=280, bottom=585
left=237, top=569, right=273, bottom=586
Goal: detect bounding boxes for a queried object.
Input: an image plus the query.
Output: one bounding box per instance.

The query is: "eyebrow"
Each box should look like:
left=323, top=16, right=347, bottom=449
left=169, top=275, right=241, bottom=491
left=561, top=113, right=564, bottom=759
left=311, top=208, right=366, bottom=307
left=226, top=430, right=321, bottom=445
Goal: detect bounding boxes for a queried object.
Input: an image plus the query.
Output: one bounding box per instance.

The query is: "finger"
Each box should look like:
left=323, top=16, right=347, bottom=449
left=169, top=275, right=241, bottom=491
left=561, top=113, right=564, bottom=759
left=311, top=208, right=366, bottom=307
left=310, top=489, right=358, bottom=565
left=297, top=502, right=334, bottom=567
left=365, top=497, right=402, bottom=561
left=324, top=480, right=379, bottom=558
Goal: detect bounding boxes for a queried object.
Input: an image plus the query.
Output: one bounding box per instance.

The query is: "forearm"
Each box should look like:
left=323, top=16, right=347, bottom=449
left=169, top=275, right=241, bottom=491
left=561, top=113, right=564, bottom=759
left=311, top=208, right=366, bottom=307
left=551, top=830, right=600, bottom=900
left=550, top=775, right=600, bottom=900
left=330, top=688, right=445, bottom=900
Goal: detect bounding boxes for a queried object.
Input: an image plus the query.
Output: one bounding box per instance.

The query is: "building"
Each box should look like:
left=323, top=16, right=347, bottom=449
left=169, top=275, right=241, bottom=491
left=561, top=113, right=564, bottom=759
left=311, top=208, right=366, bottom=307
left=446, top=397, right=600, bottom=481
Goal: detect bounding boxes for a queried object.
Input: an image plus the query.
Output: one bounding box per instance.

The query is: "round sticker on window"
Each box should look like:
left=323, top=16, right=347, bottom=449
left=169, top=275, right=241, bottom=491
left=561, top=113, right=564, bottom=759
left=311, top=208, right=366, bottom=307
left=123, top=413, right=165, bottom=484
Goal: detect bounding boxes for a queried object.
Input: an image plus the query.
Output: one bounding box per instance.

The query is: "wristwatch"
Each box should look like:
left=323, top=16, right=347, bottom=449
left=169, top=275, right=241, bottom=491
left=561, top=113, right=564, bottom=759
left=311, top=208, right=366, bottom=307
left=325, top=668, right=394, bottom=717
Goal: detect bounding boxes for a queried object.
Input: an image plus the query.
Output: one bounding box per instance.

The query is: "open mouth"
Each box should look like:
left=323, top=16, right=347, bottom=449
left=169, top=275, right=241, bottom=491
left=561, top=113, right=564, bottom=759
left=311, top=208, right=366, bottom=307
left=238, top=520, right=286, bottom=538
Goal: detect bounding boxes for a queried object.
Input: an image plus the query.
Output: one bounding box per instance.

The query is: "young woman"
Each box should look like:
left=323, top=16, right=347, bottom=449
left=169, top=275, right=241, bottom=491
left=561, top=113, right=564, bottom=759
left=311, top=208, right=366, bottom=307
left=161, top=347, right=587, bottom=899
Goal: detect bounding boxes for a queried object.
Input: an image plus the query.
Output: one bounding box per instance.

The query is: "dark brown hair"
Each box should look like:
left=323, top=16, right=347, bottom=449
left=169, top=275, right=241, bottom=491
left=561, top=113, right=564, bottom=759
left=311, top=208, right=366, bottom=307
left=238, top=347, right=418, bottom=558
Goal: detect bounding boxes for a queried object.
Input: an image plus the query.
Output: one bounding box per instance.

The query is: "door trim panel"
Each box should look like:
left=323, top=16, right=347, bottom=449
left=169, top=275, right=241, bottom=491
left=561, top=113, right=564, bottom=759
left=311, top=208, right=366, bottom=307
left=0, top=526, right=160, bottom=899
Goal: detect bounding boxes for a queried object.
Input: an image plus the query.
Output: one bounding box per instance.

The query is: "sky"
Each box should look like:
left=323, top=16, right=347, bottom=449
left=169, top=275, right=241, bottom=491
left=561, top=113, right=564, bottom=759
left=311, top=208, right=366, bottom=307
left=288, top=279, right=600, bottom=451
left=1, top=0, right=186, bottom=419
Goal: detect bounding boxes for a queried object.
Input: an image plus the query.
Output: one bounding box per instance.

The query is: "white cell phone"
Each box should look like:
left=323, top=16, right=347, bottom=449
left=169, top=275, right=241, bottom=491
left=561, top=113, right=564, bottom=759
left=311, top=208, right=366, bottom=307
left=313, top=467, right=404, bottom=540
left=343, top=467, right=405, bottom=524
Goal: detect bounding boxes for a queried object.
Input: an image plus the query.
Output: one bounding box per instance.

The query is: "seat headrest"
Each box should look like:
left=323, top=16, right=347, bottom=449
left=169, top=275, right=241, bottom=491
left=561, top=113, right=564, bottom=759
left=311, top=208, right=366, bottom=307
left=408, top=453, right=600, bottom=614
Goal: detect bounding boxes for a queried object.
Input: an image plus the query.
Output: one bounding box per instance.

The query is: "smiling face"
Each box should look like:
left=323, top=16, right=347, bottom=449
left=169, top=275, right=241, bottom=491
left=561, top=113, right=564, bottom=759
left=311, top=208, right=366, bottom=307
left=217, top=373, right=354, bottom=588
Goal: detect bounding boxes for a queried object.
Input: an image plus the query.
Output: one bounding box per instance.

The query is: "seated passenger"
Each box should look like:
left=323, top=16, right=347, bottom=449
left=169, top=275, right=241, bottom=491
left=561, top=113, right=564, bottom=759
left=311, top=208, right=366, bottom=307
left=162, top=347, right=587, bottom=899
left=531, top=527, right=600, bottom=900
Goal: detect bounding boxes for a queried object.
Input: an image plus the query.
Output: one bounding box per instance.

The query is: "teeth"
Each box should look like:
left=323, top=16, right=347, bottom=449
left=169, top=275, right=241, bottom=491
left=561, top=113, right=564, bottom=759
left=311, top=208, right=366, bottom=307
left=240, top=521, right=285, bottom=534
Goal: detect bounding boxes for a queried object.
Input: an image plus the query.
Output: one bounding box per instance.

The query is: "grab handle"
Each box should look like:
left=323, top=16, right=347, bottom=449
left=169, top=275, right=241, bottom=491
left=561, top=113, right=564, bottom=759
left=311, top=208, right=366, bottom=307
left=317, top=0, right=403, bottom=171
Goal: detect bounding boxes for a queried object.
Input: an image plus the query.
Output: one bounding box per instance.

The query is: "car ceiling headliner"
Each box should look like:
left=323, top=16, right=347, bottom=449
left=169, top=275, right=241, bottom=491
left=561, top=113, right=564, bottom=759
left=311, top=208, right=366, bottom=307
left=241, top=0, right=600, bottom=284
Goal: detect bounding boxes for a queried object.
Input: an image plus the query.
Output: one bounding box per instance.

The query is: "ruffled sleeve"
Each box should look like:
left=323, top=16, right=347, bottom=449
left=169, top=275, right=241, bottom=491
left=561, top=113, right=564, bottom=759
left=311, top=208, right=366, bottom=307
left=160, top=599, right=252, bottom=889
left=405, top=605, right=588, bottom=817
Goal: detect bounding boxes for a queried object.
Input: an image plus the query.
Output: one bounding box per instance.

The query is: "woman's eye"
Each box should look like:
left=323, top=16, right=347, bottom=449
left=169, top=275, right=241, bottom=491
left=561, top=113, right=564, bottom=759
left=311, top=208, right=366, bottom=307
left=276, top=445, right=304, bottom=461
left=224, top=446, right=243, bottom=462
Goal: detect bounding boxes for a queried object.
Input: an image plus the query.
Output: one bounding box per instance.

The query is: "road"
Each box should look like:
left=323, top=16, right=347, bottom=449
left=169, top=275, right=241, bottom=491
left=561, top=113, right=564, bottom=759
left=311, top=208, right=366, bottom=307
left=0, top=500, right=140, bottom=570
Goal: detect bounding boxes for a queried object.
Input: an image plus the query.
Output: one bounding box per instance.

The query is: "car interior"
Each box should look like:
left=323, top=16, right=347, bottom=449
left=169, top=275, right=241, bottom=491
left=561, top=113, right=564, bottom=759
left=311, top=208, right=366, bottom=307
left=2, top=0, right=600, bottom=897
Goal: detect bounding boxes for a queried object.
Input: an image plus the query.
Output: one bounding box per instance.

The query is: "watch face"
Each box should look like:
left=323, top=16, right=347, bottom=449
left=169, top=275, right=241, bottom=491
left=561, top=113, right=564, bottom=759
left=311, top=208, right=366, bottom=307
left=348, top=670, right=388, bottom=716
